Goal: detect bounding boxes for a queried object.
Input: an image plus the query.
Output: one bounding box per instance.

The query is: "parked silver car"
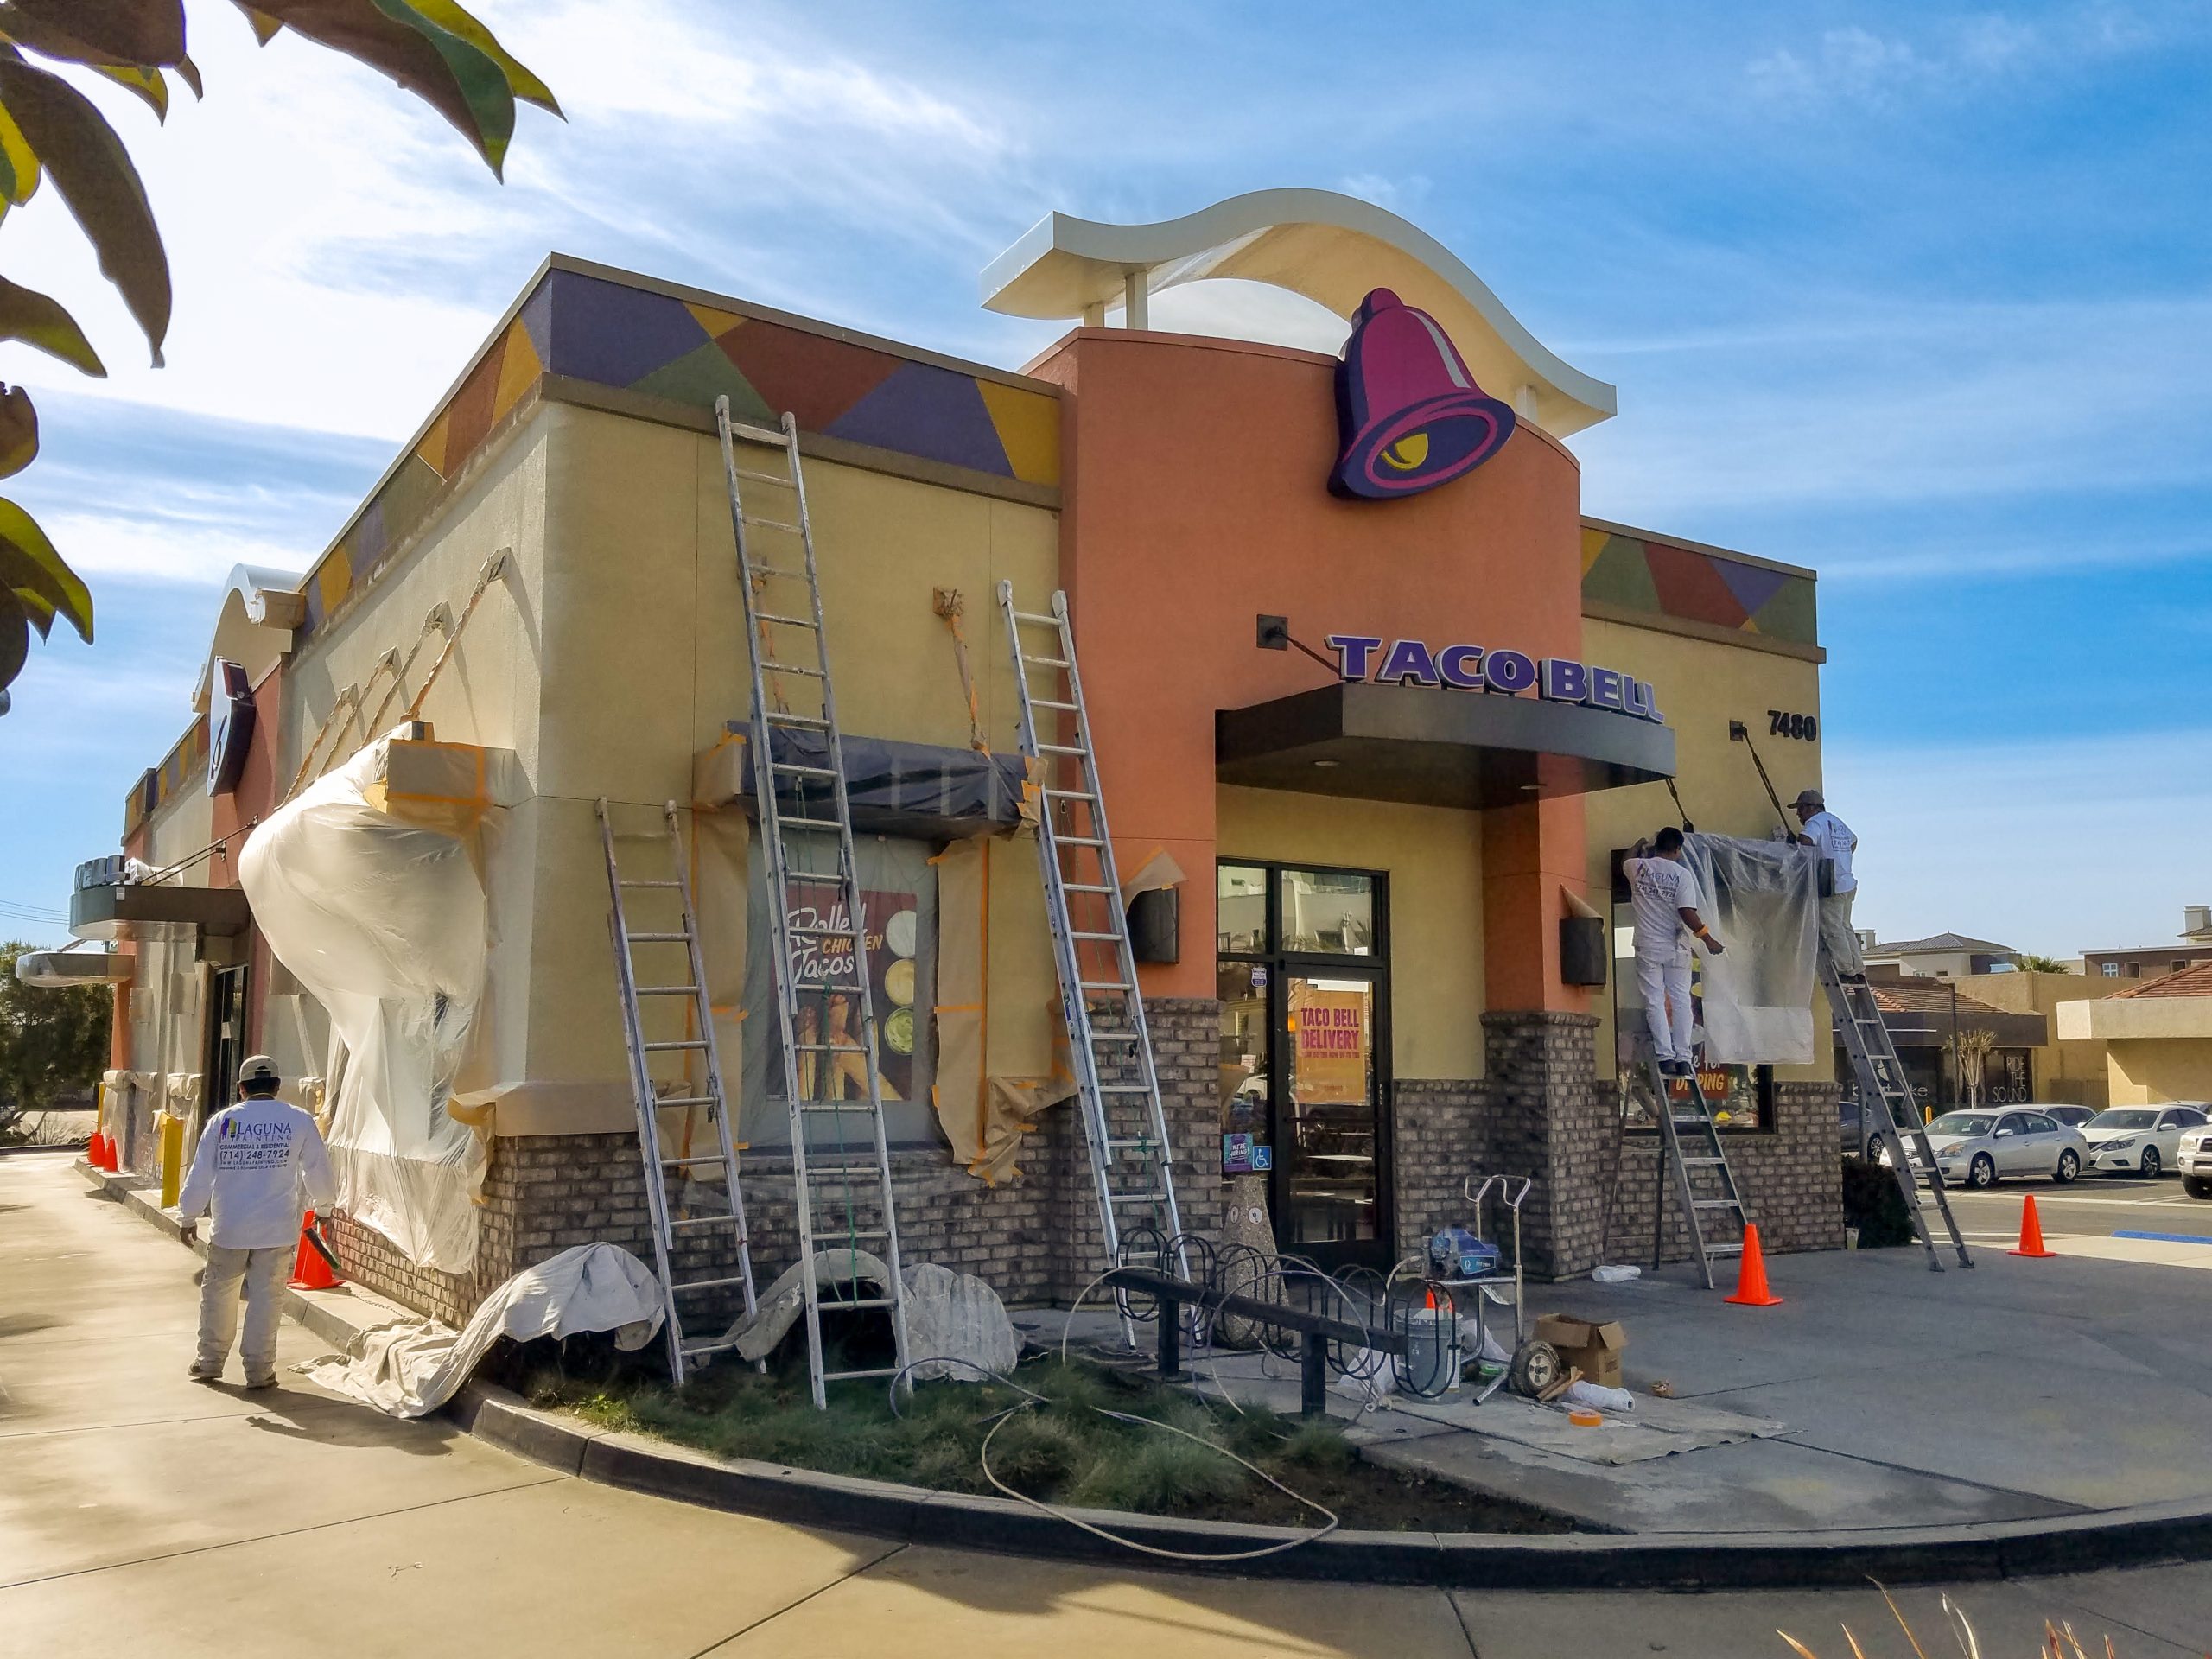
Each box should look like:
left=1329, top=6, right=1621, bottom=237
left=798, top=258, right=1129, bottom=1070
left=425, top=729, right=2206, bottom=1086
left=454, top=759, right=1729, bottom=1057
left=2085, top=1104, right=2211, bottom=1179
left=1883, top=1109, right=2088, bottom=1189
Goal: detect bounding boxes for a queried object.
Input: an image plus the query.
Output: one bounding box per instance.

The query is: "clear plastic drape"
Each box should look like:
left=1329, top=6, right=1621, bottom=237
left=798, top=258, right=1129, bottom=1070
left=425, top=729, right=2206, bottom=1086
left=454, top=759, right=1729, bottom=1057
left=238, top=738, right=487, bottom=1271
left=1681, top=833, right=1821, bottom=1065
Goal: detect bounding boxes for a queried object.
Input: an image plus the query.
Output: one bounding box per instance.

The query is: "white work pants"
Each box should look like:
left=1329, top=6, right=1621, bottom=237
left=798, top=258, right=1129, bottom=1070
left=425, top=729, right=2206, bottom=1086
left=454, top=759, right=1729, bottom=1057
left=1820, top=890, right=1863, bottom=975
left=1636, top=951, right=1694, bottom=1065
left=194, top=1244, right=289, bottom=1382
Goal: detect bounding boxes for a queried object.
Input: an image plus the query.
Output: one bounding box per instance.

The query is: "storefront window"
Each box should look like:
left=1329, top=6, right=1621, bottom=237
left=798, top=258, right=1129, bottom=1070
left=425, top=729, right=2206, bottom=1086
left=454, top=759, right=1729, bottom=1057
left=1217, top=864, right=1268, bottom=955
left=1217, top=961, right=1270, bottom=1175
left=741, top=833, right=938, bottom=1150
left=1278, top=868, right=1376, bottom=957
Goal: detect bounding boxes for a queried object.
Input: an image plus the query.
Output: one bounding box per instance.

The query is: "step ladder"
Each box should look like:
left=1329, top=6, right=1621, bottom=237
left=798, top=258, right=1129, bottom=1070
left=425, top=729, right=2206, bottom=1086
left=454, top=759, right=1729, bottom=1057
left=596, top=798, right=758, bottom=1385
left=1630, top=1061, right=1751, bottom=1290
left=995, top=583, right=1185, bottom=1294
left=1824, top=960, right=1974, bottom=1271
left=716, top=397, right=913, bottom=1409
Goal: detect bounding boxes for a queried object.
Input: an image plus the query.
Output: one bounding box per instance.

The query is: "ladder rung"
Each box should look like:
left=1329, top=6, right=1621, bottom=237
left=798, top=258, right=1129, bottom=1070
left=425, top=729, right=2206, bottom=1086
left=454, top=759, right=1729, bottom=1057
left=1043, top=786, right=1096, bottom=799
left=671, top=1274, right=753, bottom=1293
left=1703, top=1243, right=1745, bottom=1257
left=1682, top=1156, right=1726, bottom=1167
left=776, top=817, right=848, bottom=833
left=677, top=1338, right=741, bottom=1357
left=746, top=565, right=809, bottom=582
left=791, top=1042, right=869, bottom=1053
left=762, top=711, right=833, bottom=729
left=1104, top=1136, right=1160, bottom=1148
left=731, top=420, right=788, bottom=447
left=772, top=762, right=839, bottom=778
left=1693, top=1198, right=1743, bottom=1210
left=1082, top=981, right=1133, bottom=992
left=1032, top=697, right=1077, bottom=711
left=636, top=985, right=698, bottom=996
left=823, top=1366, right=903, bottom=1381
left=787, top=924, right=859, bottom=938
left=1109, top=1191, right=1169, bottom=1205
left=653, top=1095, right=717, bottom=1108
left=1023, top=655, right=1071, bottom=668
left=620, top=880, right=681, bottom=888
left=755, top=610, right=818, bottom=628
left=734, top=467, right=792, bottom=487
left=1057, top=836, right=1106, bottom=847
left=1096, top=1084, right=1148, bottom=1094
left=1012, top=609, right=1062, bottom=626
left=644, top=1039, right=709, bottom=1052
left=1064, top=882, right=1116, bottom=893
left=1090, top=1032, right=1139, bottom=1043
left=628, top=931, right=693, bottom=943
left=759, top=661, right=827, bottom=678
left=1071, top=930, right=1121, bottom=941
left=1039, top=744, right=1088, bottom=757
left=813, top=1295, right=897, bottom=1312
left=745, top=518, right=804, bottom=536
left=670, top=1213, right=742, bottom=1230
left=662, top=1154, right=728, bottom=1167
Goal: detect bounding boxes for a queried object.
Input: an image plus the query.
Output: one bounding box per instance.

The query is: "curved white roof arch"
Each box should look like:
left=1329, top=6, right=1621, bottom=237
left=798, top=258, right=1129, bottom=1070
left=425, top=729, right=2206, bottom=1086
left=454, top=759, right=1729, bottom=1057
left=981, top=188, right=1617, bottom=437
left=190, top=563, right=306, bottom=713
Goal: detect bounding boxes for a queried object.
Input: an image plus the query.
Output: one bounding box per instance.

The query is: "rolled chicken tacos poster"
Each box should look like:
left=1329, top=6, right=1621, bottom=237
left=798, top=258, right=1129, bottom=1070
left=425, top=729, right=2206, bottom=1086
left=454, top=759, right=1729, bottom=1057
left=785, top=886, right=918, bottom=1102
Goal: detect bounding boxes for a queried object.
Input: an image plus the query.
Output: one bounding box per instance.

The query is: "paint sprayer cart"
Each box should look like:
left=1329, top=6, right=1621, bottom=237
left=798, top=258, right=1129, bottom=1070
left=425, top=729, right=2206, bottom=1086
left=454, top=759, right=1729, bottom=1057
left=1389, top=1173, right=1535, bottom=1402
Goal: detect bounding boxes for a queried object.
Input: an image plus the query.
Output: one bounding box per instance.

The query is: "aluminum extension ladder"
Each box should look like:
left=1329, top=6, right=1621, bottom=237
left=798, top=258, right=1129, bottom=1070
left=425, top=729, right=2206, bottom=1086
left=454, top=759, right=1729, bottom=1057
left=1632, top=1060, right=1751, bottom=1290
left=715, top=397, right=912, bottom=1408
left=1825, top=959, right=1974, bottom=1271
left=595, top=798, right=758, bottom=1385
left=996, top=583, right=1185, bottom=1287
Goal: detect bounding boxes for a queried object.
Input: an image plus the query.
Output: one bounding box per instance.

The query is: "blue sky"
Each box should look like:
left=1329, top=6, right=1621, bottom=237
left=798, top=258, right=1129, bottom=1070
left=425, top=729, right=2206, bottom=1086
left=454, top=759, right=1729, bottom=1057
left=1, top=0, right=2206, bottom=956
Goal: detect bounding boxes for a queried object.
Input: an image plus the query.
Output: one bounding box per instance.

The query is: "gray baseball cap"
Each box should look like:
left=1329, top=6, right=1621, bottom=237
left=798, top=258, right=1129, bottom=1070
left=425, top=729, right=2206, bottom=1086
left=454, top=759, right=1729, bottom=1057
left=1792, top=789, right=1825, bottom=810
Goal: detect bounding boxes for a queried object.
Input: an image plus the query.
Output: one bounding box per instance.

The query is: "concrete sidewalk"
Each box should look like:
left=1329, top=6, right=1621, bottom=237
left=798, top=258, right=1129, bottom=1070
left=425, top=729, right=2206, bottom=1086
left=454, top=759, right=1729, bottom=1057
left=9, top=1149, right=2210, bottom=1657
left=1028, top=1235, right=2212, bottom=1538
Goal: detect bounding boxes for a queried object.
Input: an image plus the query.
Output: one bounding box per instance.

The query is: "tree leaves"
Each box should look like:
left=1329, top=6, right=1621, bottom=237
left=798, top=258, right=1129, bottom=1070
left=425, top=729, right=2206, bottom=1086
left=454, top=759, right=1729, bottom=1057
left=0, top=275, right=105, bottom=375
left=238, top=0, right=543, bottom=175
left=409, top=0, right=562, bottom=116
left=90, top=64, right=171, bottom=123
left=0, top=586, right=28, bottom=687
left=0, top=54, right=168, bottom=365
left=8, top=1, right=187, bottom=67
left=0, top=101, right=39, bottom=207
left=0, top=495, right=91, bottom=642
left=0, top=382, right=35, bottom=476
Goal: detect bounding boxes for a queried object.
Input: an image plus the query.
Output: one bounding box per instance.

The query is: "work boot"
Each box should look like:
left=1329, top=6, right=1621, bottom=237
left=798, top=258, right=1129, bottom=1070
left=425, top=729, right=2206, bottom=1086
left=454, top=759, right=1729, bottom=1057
left=244, top=1373, right=278, bottom=1391
left=187, top=1363, right=222, bottom=1383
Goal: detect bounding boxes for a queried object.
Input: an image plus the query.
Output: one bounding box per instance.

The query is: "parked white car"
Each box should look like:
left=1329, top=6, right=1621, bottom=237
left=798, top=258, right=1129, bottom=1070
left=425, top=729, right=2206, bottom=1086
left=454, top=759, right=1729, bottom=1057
left=2182, top=1122, right=2212, bottom=1200
left=2085, top=1104, right=2211, bottom=1180
left=1883, top=1109, right=2088, bottom=1189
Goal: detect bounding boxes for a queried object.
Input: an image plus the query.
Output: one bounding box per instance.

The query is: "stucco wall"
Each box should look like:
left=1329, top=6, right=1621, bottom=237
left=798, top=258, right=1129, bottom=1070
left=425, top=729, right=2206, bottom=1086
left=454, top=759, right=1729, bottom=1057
left=2107, top=1036, right=2212, bottom=1105
left=1963, top=970, right=2116, bottom=1107
left=1214, top=784, right=1483, bottom=1080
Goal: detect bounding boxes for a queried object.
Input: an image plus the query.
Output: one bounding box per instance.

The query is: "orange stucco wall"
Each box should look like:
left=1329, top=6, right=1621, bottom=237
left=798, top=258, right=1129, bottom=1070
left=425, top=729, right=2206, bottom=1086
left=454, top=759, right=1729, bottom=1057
left=1031, top=327, right=1591, bottom=1013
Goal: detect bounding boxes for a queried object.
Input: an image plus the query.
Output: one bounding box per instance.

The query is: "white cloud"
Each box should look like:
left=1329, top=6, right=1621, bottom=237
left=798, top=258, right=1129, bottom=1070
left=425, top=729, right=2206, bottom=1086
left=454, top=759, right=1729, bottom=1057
left=1831, top=728, right=2212, bottom=957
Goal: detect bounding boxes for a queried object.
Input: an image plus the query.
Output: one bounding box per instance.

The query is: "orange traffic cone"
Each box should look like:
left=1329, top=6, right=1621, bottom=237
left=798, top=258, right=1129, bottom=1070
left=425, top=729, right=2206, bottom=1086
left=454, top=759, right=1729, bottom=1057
left=91, top=1131, right=116, bottom=1172
left=2008, top=1194, right=2056, bottom=1259
left=1726, top=1224, right=1783, bottom=1306
left=288, top=1211, right=343, bottom=1290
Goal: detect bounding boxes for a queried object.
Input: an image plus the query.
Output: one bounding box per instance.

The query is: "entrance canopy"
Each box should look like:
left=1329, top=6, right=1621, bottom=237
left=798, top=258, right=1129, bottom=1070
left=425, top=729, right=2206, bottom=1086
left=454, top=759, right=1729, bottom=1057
left=1216, top=681, right=1674, bottom=810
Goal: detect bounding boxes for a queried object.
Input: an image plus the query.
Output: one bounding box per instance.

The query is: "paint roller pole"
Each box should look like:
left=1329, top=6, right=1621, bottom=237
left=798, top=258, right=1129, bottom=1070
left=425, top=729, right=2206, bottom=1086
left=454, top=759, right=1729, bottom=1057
left=1728, top=721, right=1795, bottom=838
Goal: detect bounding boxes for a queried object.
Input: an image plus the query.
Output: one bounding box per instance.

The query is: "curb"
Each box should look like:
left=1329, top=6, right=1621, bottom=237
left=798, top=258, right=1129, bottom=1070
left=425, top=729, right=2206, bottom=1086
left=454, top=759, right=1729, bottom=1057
left=74, top=1158, right=2212, bottom=1591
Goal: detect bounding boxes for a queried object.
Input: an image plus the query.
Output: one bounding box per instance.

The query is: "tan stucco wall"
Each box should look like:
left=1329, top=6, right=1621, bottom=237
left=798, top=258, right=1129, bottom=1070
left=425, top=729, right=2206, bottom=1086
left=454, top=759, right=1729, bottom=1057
left=1579, top=618, right=1827, bottom=1081
left=520, top=405, right=1062, bottom=1114
left=1962, top=970, right=2117, bottom=1107
left=1215, top=785, right=1483, bottom=1080
left=2107, top=1037, right=2212, bottom=1106
left=1867, top=951, right=1983, bottom=979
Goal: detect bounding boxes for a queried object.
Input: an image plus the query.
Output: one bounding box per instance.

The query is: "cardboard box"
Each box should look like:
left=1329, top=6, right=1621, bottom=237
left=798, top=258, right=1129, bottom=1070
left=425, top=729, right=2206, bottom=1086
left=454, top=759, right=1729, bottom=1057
left=1533, top=1315, right=1628, bottom=1389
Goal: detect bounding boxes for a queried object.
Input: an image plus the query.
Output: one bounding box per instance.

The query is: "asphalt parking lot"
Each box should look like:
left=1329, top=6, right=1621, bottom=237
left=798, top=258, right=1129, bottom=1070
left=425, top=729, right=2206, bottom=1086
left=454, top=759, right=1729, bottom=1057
left=1942, top=1170, right=2212, bottom=1256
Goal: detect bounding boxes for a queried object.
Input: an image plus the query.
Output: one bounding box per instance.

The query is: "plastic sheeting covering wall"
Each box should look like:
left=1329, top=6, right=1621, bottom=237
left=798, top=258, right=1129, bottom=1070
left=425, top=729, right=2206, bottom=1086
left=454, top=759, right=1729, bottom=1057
left=239, top=738, right=488, bottom=1272
left=1681, top=833, right=1821, bottom=1065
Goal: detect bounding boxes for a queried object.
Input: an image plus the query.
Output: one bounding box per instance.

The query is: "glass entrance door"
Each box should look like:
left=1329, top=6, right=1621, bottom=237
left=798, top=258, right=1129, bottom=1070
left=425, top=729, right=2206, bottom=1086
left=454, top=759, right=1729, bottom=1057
left=1217, top=861, right=1390, bottom=1271
left=1282, top=972, right=1382, bottom=1262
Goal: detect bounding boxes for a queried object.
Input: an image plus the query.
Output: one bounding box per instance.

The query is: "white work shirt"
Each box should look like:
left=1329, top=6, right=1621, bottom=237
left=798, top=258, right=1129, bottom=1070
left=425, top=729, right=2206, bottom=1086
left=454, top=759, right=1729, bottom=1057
left=1800, top=810, right=1858, bottom=894
left=176, top=1096, right=336, bottom=1250
left=1624, top=855, right=1702, bottom=960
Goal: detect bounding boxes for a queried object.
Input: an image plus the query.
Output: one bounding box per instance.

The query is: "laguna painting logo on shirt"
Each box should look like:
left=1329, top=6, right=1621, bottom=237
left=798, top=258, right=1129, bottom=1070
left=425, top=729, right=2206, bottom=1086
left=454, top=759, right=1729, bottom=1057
left=1329, top=288, right=1517, bottom=500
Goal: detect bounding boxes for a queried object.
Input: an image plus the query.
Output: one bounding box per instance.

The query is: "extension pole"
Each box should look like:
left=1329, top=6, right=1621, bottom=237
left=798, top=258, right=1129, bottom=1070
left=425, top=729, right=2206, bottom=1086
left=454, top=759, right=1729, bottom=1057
left=1728, top=721, right=1795, bottom=837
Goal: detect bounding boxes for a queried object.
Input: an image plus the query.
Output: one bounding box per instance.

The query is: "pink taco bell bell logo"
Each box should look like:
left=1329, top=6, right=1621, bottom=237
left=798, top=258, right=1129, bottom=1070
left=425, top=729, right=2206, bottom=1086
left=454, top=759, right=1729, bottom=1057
left=1329, top=288, right=1517, bottom=500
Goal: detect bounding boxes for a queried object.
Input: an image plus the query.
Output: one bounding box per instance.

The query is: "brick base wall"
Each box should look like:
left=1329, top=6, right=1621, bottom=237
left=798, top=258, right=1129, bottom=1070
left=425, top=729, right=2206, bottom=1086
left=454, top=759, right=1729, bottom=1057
left=1601, top=1078, right=1845, bottom=1267
left=1392, top=1078, right=1489, bottom=1262
left=1482, top=1011, right=1612, bottom=1281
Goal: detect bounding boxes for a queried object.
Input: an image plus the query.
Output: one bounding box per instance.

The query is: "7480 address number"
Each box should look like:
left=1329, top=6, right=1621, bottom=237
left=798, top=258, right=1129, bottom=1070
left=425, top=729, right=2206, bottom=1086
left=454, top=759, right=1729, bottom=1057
left=1768, top=709, right=1818, bottom=741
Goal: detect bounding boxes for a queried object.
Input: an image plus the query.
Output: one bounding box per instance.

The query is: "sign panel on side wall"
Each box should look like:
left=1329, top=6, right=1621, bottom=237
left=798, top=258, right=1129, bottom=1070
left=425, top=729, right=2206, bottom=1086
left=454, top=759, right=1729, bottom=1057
left=207, top=659, right=256, bottom=796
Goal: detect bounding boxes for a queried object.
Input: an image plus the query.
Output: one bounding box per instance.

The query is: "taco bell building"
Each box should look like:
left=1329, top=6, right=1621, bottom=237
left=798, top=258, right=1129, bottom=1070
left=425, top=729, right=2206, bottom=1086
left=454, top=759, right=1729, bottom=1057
left=79, top=189, right=1843, bottom=1326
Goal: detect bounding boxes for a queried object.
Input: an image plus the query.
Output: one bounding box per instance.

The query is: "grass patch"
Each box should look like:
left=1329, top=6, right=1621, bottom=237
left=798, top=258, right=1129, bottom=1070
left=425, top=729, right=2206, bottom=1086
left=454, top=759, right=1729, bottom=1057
left=504, top=1338, right=1573, bottom=1534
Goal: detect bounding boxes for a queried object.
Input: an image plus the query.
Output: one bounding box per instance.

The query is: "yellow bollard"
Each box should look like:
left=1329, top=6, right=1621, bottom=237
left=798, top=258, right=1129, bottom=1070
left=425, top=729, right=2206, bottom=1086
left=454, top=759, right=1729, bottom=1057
left=159, top=1114, right=184, bottom=1209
